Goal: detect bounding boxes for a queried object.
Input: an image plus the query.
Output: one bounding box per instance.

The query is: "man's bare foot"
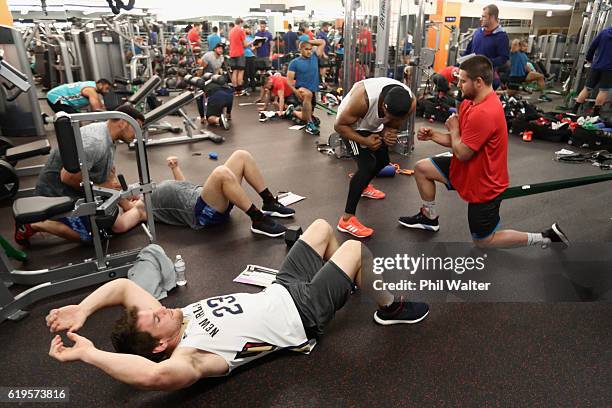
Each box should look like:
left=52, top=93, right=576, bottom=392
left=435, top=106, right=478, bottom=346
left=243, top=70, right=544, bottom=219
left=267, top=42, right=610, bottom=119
left=166, top=156, right=179, bottom=169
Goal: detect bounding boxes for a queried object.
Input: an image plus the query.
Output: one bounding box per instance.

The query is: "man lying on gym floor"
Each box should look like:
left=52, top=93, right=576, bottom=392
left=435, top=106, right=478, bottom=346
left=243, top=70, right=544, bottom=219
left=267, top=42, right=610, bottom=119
left=17, top=150, right=292, bottom=243
left=47, top=219, right=429, bottom=391
left=398, top=56, right=569, bottom=249
left=145, top=150, right=293, bottom=237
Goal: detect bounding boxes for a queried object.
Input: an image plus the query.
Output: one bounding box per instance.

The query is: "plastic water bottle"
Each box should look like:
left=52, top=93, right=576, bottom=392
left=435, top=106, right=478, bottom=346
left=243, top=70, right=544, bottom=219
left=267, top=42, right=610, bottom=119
left=174, top=255, right=187, bottom=286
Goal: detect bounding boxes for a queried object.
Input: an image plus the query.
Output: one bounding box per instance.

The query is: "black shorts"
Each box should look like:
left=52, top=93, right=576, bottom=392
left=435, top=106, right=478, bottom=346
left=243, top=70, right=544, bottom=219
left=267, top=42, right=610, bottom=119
left=586, top=69, right=612, bottom=91
left=47, top=100, right=79, bottom=114
left=206, top=90, right=233, bottom=117
left=285, top=94, right=300, bottom=107
left=230, top=56, right=245, bottom=70
left=508, top=75, right=527, bottom=84
left=255, top=56, right=271, bottom=71
left=275, top=240, right=354, bottom=339
left=431, top=156, right=502, bottom=240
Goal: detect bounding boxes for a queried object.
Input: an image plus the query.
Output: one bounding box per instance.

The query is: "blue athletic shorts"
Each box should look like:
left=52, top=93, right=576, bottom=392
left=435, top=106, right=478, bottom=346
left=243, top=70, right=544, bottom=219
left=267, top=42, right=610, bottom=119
left=194, top=196, right=234, bottom=226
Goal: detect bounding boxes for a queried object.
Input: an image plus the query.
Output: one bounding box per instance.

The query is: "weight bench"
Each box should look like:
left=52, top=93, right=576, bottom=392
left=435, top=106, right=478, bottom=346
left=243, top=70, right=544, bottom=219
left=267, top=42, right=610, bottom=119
left=0, top=138, right=51, bottom=201
left=129, top=88, right=224, bottom=149
left=0, top=111, right=157, bottom=323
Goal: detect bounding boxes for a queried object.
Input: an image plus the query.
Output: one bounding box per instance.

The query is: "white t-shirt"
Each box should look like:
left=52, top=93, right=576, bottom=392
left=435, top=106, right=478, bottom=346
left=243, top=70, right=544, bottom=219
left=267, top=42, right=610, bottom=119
left=178, top=284, right=311, bottom=374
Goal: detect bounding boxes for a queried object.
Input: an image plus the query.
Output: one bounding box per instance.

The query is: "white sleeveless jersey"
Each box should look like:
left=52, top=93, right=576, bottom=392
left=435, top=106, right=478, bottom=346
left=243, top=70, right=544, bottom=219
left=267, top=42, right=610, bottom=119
left=337, top=77, right=413, bottom=133
left=177, top=284, right=311, bottom=374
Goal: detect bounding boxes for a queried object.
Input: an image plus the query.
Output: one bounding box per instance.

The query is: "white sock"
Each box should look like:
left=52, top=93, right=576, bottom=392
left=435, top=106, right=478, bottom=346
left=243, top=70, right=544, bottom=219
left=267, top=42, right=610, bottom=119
left=527, top=233, right=551, bottom=247
left=422, top=201, right=436, bottom=219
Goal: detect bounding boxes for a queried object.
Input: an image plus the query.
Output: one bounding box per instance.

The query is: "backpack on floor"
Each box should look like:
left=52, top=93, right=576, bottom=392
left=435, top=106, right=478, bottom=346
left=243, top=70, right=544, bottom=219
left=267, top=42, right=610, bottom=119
left=569, top=127, right=612, bottom=150
left=416, top=96, right=455, bottom=123
left=507, top=99, right=540, bottom=134
left=527, top=113, right=573, bottom=143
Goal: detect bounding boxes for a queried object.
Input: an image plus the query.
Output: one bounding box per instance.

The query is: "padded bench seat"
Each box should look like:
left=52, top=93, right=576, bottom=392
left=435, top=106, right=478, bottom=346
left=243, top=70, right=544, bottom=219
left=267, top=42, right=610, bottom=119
left=127, top=75, right=161, bottom=105
left=6, top=140, right=50, bottom=162
left=13, top=196, right=74, bottom=224
left=144, top=91, right=194, bottom=126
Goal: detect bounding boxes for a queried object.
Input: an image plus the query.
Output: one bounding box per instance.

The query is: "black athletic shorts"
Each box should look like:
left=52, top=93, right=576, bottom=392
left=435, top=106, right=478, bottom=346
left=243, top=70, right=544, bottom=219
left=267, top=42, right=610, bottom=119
left=285, top=93, right=300, bottom=107
left=275, top=240, right=355, bottom=339
left=230, top=56, right=246, bottom=70
left=509, top=75, right=527, bottom=84
left=206, top=89, right=233, bottom=117
left=431, top=156, right=502, bottom=240
left=586, top=69, right=612, bottom=91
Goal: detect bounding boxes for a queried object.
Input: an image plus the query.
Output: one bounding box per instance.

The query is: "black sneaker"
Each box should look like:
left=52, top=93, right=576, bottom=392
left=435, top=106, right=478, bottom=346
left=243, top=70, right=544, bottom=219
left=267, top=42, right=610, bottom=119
left=398, top=210, right=440, bottom=232
left=259, top=112, right=267, bottom=123
left=311, top=115, right=321, bottom=126
left=220, top=114, right=230, bottom=130
left=251, top=216, right=287, bottom=237
left=262, top=200, right=295, bottom=218
left=283, top=104, right=295, bottom=119
left=542, top=223, right=569, bottom=249
left=374, top=297, right=430, bottom=325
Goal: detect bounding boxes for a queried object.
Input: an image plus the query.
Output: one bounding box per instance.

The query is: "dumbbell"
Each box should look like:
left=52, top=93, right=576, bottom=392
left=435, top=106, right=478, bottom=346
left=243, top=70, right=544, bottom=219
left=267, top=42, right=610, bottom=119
left=284, top=226, right=303, bottom=247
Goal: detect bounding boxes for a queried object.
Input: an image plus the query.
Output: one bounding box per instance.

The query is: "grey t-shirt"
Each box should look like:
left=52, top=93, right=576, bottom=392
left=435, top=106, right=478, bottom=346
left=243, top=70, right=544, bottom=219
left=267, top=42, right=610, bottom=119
left=202, top=51, right=224, bottom=74
left=35, top=122, right=115, bottom=198
left=151, top=180, right=203, bottom=229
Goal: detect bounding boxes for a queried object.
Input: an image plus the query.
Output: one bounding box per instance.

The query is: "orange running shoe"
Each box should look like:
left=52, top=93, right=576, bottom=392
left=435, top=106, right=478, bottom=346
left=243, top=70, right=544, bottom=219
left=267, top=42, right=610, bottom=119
left=337, top=216, right=374, bottom=238
left=361, top=184, right=386, bottom=199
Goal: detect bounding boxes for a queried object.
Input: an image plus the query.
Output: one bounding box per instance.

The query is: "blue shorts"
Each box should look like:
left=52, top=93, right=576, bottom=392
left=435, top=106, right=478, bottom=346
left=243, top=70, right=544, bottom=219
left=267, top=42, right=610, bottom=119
left=59, top=216, right=93, bottom=242
left=194, top=196, right=233, bottom=226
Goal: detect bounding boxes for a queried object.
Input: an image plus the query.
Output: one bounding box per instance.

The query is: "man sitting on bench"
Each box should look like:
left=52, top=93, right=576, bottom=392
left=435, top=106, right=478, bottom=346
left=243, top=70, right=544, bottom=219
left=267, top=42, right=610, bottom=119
left=46, top=79, right=112, bottom=114
left=15, top=104, right=145, bottom=246
left=46, top=219, right=429, bottom=390
left=509, top=40, right=550, bottom=102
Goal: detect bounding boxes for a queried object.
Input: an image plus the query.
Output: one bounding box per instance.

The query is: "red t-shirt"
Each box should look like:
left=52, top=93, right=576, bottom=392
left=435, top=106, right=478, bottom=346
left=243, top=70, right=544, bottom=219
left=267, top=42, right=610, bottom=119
left=307, top=31, right=314, bottom=40
left=359, top=29, right=373, bottom=53
left=229, top=26, right=246, bottom=57
left=450, top=91, right=509, bottom=203
left=439, top=66, right=459, bottom=84
left=270, top=75, right=293, bottom=97
left=187, top=28, right=201, bottom=45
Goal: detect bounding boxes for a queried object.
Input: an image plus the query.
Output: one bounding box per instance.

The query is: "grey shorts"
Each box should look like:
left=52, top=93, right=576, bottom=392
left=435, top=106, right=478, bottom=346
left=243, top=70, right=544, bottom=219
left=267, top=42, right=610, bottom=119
left=275, top=240, right=355, bottom=338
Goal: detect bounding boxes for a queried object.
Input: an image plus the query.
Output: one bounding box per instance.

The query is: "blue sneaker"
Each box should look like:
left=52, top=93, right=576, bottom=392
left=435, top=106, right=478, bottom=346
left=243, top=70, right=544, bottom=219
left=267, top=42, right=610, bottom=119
left=304, top=121, right=320, bottom=136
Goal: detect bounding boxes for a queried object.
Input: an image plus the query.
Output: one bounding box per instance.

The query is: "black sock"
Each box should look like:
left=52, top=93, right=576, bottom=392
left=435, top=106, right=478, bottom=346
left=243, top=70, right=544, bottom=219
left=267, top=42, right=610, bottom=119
left=259, top=188, right=275, bottom=204
left=593, top=105, right=601, bottom=116
left=572, top=102, right=583, bottom=113
left=246, top=204, right=264, bottom=222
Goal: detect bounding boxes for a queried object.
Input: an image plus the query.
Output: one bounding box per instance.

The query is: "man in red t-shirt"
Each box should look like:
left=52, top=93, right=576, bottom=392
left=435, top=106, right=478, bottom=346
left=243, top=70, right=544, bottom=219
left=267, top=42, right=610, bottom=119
left=399, top=56, right=569, bottom=249
left=358, top=25, right=374, bottom=76
left=431, top=66, right=459, bottom=97
left=259, top=74, right=310, bottom=121
left=187, top=23, right=202, bottom=46
left=229, top=18, right=248, bottom=94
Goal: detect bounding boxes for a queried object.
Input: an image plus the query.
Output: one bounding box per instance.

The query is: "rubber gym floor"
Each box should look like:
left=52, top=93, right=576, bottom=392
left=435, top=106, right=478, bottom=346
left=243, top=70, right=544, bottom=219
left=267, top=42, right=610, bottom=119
left=0, top=93, right=610, bottom=407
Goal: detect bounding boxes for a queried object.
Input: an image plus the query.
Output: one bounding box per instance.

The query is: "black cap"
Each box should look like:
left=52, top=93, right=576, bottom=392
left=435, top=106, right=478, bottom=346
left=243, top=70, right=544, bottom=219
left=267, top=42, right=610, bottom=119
left=383, top=86, right=413, bottom=117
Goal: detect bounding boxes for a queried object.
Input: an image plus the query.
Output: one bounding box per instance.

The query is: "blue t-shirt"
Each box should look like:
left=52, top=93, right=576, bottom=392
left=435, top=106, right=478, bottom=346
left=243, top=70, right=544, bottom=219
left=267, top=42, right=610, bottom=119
left=245, top=35, right=255, bottom=58
left=255, top=30, right=273, bottom=58
left=283, top=31, right=298, bottom=53
left=316, top=31, right=329, bottom=54
left=288, top=54, right=319, bottom=92
left=510, top=51, right=528, bottom=78
left=207, top=33, right=221, bottom=50
left=47, top=81, right=96, bottom=108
